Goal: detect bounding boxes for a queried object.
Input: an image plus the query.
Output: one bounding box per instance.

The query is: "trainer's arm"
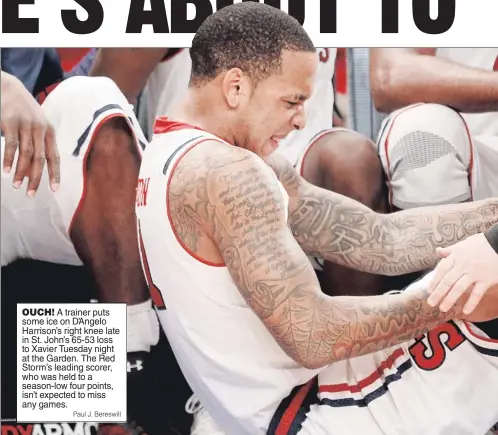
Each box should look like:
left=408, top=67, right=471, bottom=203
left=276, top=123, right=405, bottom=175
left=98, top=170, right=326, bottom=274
left=88, top=48, right=168, bottom=103
left=267, top=153, right=498, bottom=277
left=370, top=48, right=498, bottom=113
left=205, top=149, right=459, bottom=369
left=426, top=223, right=498, bottom=316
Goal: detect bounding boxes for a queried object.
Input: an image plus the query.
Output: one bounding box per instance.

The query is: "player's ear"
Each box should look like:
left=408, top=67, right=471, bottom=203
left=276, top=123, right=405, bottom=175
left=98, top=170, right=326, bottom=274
left=222, top=68, right=249, bottom=109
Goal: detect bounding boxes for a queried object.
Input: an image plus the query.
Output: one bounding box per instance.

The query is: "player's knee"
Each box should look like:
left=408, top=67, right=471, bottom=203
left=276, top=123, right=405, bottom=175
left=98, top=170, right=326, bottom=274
left=378, top=103, right=472, bottom=209
left=303, top=130, right=385, bottom=210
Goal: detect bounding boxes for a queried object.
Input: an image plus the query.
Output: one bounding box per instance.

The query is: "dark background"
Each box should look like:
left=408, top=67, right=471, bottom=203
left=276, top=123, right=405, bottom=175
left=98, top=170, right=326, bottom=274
left=1, top=259, right=192, bottom=435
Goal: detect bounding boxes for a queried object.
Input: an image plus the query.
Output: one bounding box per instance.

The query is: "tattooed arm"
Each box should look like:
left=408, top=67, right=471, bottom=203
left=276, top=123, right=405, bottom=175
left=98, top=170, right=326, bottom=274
left=204, top=146, right=461, bottom=369
left=266, top=152, right=498, bottom=276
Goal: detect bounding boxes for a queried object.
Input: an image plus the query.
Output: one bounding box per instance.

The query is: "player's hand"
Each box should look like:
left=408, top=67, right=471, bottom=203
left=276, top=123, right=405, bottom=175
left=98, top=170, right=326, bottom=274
left=427, top=233, right=498, bottom=315
left=1, top=72, right=60, bottom=196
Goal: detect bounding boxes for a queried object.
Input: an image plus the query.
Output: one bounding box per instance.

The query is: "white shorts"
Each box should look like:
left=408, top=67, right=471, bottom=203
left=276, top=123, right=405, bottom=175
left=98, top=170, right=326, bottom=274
left=1, top=76, right=146, bottom=266
left=268, top=272, right=498, bottom=435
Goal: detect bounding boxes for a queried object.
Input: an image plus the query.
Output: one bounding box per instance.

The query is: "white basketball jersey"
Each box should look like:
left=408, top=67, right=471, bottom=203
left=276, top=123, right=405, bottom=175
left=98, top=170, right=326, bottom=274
left=305, top=272, right=498, bottom=435
left=136, top=120, right=321, bottom=435
left=145, top=49, right=192, bottom=135
left=436, top=48, right=498, bottom=136
left=1, top=76, right=146, bottom=266
left=279, top=48, right=337, bottom=165
left=137, top=121, right=498, bottom=435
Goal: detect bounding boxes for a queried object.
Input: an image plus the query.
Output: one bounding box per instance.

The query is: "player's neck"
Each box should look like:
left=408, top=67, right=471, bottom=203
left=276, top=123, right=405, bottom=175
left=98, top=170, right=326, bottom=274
left=170, top=88, right=237, bottom=145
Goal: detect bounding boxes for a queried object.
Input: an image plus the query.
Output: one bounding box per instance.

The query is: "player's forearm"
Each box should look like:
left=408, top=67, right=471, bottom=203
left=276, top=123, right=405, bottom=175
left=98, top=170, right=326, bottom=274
left=370, top=49, right=498, bottom=113
left=264, top=264, right=456, bottom=369
left=303, top=288, right=457, bottom=369
left=290, top=183, right=498, bottom=276
left=379, top=198, right=498, bottom=275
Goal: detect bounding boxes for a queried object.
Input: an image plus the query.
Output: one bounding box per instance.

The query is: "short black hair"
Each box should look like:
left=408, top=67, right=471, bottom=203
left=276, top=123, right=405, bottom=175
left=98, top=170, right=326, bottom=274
left=190, top=2, right=315, bottom=86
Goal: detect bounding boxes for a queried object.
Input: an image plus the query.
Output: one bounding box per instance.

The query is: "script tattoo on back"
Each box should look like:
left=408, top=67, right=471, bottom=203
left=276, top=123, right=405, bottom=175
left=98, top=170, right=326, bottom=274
left=206, top=155, right=298, bottom=317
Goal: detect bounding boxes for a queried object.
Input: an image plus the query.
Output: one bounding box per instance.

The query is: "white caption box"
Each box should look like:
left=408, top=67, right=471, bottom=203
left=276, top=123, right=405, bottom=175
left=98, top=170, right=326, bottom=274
left=17, top=303, right=127, bottom=423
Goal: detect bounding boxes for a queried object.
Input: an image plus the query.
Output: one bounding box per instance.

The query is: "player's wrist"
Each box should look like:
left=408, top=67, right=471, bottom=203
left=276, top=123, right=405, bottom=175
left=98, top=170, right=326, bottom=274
left=401, top=285, right=460, bottom=323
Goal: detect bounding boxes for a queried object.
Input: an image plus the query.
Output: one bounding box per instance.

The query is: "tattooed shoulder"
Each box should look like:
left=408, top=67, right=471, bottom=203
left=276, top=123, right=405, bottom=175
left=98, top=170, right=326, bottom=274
left=167, top=141, right=249, bottom=255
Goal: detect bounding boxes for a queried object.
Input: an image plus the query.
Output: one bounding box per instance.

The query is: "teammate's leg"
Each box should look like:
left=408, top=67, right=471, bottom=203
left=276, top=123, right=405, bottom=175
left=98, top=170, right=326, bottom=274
left=40, top=75, right=163, bottom=431
left=299, top=129, right=399, bottom=296
left=378, top=103, right=473, bottom=210
left=70, top=117, right=147, bottom=304
left=39, top=75, right=159, bottom=355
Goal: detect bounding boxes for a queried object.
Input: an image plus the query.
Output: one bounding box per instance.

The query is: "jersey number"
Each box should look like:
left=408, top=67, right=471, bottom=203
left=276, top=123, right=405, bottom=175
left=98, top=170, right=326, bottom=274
left=408, top=321, right=465, bottom=371
left=138, top=221, right=166, bottom=310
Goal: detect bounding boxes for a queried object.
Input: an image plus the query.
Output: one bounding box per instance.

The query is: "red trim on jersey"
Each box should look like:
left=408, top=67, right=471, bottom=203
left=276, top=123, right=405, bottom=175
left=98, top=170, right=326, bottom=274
left=138, top=220, right=167, bottom=310
left=68, top=114, right=143, bottom=235
left=462, top=321, right=498, bottom=345
left=153, top=117, right=208, bottom=135
left=275, top=378, right=315, bottom=435
left=319, top=348, right=405, bottom=394
left=335, top=48, right=347, bottom=94
left=166, top=139, right=226, bottom=267
left=493, top=55, right=498, bottom=71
